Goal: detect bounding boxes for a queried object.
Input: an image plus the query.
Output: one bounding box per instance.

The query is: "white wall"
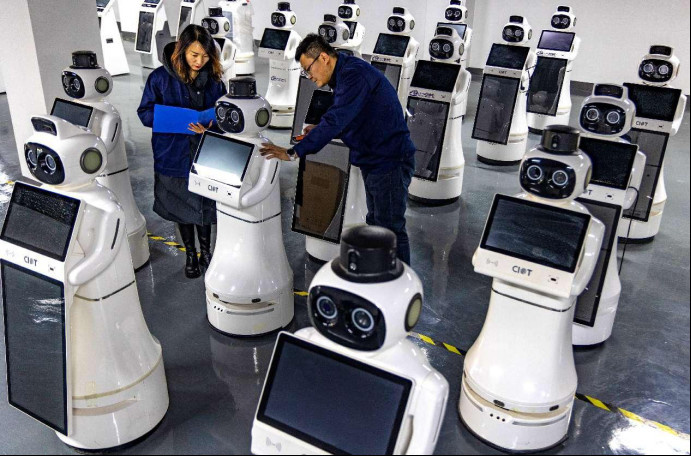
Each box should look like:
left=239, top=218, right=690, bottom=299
left=247, top=0, right=690, bottom=93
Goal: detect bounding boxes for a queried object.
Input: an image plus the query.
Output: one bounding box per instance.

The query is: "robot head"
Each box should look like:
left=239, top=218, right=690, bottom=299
left=579, top=84, right=635, bottom=137
left=308, top=226, right=423, bottom=352
left=387, top=7, right=415, bottom=34
left=61, top=51, right=112, bottom=100
left=24, top=115, right=106, bottom=187
left=639, top=45, right=680, bottom=85
left=202, top=8, right=231, bottom=39
left=337, top=0, right=360, bottom=21
left=318, top=14, right=350, bottom=45
left=429, top=26, right=464, bottom=61
left=215, top=77, right=271, bottom=135
left=444, top=0, right=468, bottom=24
left=551, top=6, right=576, bottom=31
left=271, top=2, right=296, bottom=29
left=520, top=125, right=592, bottom=202
left=502, top=16, right=532, bottom=44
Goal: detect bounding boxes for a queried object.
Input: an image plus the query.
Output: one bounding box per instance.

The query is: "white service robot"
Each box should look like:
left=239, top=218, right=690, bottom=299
left=370, top=7, right=420, bottom=110
left=188, top=77, right=293, bottom=336
left=573, top=84, right=646, bottom=346
left=134, top=0, right=172, bottom=69
left=258, top=2, right=302, bottom=128
left=318, top=0, right=366, bottom=58
left=406, top=49, right=470, bottom=204
left=219, top=0, right=255, bottom=75
left=176, top=0, right=205, bottom=38
left=97, top=0, right=130, bottom=76
left=55, top=51, right=150, bottom=270
left=619, top=45, right=687, bottom=242
left=459, top=125, right=604, bottom=452
left=201, top=7, right=239, bottom=84
left=0, top=115, right=168, bottom=450
left=527, top=6, right=581, bottom=133
left=251, top=225, right=449, bottom=455
left=473, top=16, right=536, bottom=165
left=439, top=0, right=473, bottom=71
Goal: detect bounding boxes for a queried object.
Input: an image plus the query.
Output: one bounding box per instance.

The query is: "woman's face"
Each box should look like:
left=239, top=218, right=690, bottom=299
left=185, top=41, right=210, bottom=72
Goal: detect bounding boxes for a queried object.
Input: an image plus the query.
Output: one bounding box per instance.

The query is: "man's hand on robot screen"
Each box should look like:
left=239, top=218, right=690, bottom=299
left=188, top=121, right=213, bottom=135
left=303, top=124, right=317, bottom=135
left=260, top=143, right=291, bottom=161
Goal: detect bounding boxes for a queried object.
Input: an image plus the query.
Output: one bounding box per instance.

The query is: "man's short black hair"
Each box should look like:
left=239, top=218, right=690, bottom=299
left=295, top=33, right=338, bottom=62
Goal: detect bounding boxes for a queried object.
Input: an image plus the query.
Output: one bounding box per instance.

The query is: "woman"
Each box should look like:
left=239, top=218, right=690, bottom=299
left=138, top=25, right=226, bottom=279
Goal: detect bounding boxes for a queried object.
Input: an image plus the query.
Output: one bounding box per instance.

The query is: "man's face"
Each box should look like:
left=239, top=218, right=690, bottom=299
left=300, top=52, right=333, bottom=88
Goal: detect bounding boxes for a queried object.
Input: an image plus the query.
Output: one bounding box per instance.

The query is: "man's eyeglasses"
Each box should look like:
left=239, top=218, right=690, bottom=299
left=300, top=57, right=318, bottom=78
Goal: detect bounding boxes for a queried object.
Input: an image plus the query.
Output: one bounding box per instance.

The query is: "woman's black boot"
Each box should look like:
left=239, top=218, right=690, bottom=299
left=179, top=223, right=201, bottom=279
left=197, top=224, right=213, bottom=271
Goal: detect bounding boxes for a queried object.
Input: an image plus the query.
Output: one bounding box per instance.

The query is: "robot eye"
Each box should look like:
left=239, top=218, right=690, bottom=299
left=71, top=78, right=81, bottom=91
left=515, top=29, right=523, bottom=37
left=25, top=147, right=38, bottom=169
left=443, top=43, right=452, bottom=53
left=389, top=18, right=395, bottom=27
left=397, top=19, right=404, bottom=28
left=216, top=106, right=227, bottom=120
left=658, top=64, right=671, bottom=75
left=562, top=17, right=569, bottom=25
left=255, top=108, right=270, bottom=128
left=431, top=42, right=440, bottom=51
left=585, top=107, right=600, bottom=122
left=80, top=148, right=103, bottom=174
left=405, top=295, right=423, bottom=331
left=643, top=62, right=655, bottom=74
left=505, top=29, right=514, bottom=37
left=95, top=77, right=110, bottom=94
left=230, top=110, right=240, bottom=123
left=342, top=29, right=349, bottom=41
left=605, top=110, right=621, bottom=125
left=43, top=154, right=58, bottom=174
left=526, top=165, right=544, bottom=182
left=319, top=27, right=326, bottom=37
left=552, top=170, right=569, bottom=187
left=455, top=10, right=462, bottom=18
left=552, top=17, right=560, bottom=26
left=316, top=296, right=338, bottom=324
left=350, top=308, right=375, bottom=333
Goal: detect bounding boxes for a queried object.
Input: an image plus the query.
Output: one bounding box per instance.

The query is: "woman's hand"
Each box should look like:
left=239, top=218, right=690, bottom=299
left=188, top=121, right=213, bottom=134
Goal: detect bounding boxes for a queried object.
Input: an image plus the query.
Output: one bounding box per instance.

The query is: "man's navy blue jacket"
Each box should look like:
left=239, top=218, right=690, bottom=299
left=294, top=52, right=416, bottom=174
left=137, top=53, right=226, bottom=178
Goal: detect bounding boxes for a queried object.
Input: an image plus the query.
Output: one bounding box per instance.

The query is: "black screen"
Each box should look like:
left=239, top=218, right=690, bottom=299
left=486, top=44, right=530, bottom=70
left=623, top=83, right=681, bottom=122
left=260, top=28, right=291, bottom=51
left=1, top=183, right=80, bottom=261
left=410, top=60, right=460, bottom=92
left=96, top=0, right=110, bottom=8
left=622, top=129, right=669, bottom=221
left=50, top=98, right=93, bottom=128
left=136, top=11, right=155, bottom=52
left=178, top=5, right=193, bottom=32
left=305, top=90, right=335, bottom=125
left=372, top=61, right=402, bottom=91
left=437, top=22, right=467, bottom=40
left=194, top=132, right=253, bottom=181
left=406, top=98, right=449, bottom=181
left=257, top=334, right=412, bottom=455
left=2, top=262, right=67, bottom=435
left=373, top=34, right=410, bottom=57
left=579, top=137, right=638, bottom=190
left=344, top=21, right=358, bottom=40
left=537, top=31, right=575, bottom=52
left=481, top=195, right=590, bottom=273
left=527, top=57, right=567, bottom=116
left=472, top=75, right=521, bottom=145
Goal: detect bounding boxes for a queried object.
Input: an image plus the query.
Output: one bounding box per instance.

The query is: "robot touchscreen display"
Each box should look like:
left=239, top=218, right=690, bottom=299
left=51, top=99, right=93, bottom=128
left=1, top=184, right=80, bottom=261
left=305, top=91, right=334, bottom=125
left=372, top=62, right=403, bottom=91
left=136, top=11, right=155, bottom=53
left=527, top=57, right=567, bottom=116
left=472, top=75, right=521, bottom=145
left=373, top=34, right=410, bottom=57
left=407, top=98, right=449, bottom=180
left=537, top=31, right=575, bottom=52
left=343, top=21, right=358, bottom=39
left=260, top=29, right=291, bottom=51
left=2, top=261, right=67, bottom=435
left=622, top=129, right=668, bottom=221
left=623, top=83, right=681, bottom=122
left=194, top=132, right=253, bottom=184
left=96, top=0, right=110, bottom=8
left=178, top=6, right=193, bottom=31
left=410, top=60, right=460, bottom=92
left=437, top=22, right=467, bottom=40
left=486, top=44, right=530, bottom=70
left=579, top=137, right=637, bottom=190
left=481, top=195, right=590, bottom=272
left=257, top=333, right=412, bottom=455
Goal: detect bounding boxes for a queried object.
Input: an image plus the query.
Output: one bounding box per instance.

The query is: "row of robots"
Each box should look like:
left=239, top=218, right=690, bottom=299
left=0, top=2, right=686, bottom=456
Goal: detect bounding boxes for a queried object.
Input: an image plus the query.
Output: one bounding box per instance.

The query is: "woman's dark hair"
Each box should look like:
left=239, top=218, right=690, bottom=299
left=171, top=24, right=223, bottom=83
left=295, top=33, right=338, bottom=62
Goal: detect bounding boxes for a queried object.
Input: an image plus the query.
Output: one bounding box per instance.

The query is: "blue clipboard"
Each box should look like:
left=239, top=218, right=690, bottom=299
left=153, top=105, right=216, bottom=135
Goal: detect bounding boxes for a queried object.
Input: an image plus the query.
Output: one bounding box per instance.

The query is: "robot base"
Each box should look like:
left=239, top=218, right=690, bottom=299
left=269, top=110, right=295, bottom=129
left=408, top=171, right=464, bottom=206
left=527, top=111, right=571, bottom=136
left=305, top=237, right=340, bottom=264
left=619, top=199, right=665, bottom=243
left=459, top=377, right=571, bottom=453
left=476, top=138, right=527, bottom=166
left=129, top=224, right=151, bottom=271
left=56, top=359, right=169, bottom=451
left=235, top=55, right=256, bottom=76
left=206, top=290, right=294, bottom=337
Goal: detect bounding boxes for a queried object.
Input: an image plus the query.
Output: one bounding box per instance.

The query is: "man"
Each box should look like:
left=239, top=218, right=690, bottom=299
left=259, top=34, right=416, bottom=264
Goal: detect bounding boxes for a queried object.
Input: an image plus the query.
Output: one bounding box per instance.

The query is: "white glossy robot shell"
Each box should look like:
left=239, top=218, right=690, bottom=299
left=25, top=115, right=107, bottom=188
left=520, top=143, right=593, bottom=203
left=551, top=7, right=577, bottom=32
left=61, top=66, right=113, bottom=100
left=387, top=7, right=415, bottom=35
left=201, top=16, right=231, bottom=39
left=502, top=16, right=532, bottom=44
left=579, top=85, right=635, bottom=138
left=215, top=94, right=272, bottom=136
left=639, top=46, right=680, bottom=86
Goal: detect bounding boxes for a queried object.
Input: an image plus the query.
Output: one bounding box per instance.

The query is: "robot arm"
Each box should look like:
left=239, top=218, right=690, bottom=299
left=99, top=111, right=122, bottom=151
left=571, top=36, right=581, bottom=60
left=405, top=372, right=450, bottom=455
left=68, top=200, right=125, bottom=286
left=571, top=218, right=605, bottom=296
left=624, top=150, right=646, bottom=210
left=407, top=38, right=420, bottom=61
left=240, top=157, right=279, bottom=208
left=671, top=93, right=687, bottom=136
left=453, top=70, right=471, bottom=105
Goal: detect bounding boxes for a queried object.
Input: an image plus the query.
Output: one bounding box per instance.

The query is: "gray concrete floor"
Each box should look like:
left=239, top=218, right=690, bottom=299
left=0, top=38, right=689, bottom=454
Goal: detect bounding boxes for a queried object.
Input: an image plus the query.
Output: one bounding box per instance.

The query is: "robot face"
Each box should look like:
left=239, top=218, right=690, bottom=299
left=430, top=28, right=463, bottom=61
left=319, top=20, right=349, bottom=45
left=387, top=7, right=414, bottom=34
left=271, top=11, right=296, bottom=28
left=639, top=58, right=677, bottom=84
left=551, top=14, right=575, bottom=30
left=579, top=85, right=635, bottom=137
left=444, top=5, right=467, bottom=23
left=502, top=24, right=532, bottom=43
left=62, top=69, right=112, bottom=99
left=338, top=4, right=359, bottom=20
left=216, top=80, right=271, bottom=135
left=520, top=157, right=578, bottom=200
left=202, top=17, right=230, bottom=37
left=25, top=141, right=66, bottom=185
